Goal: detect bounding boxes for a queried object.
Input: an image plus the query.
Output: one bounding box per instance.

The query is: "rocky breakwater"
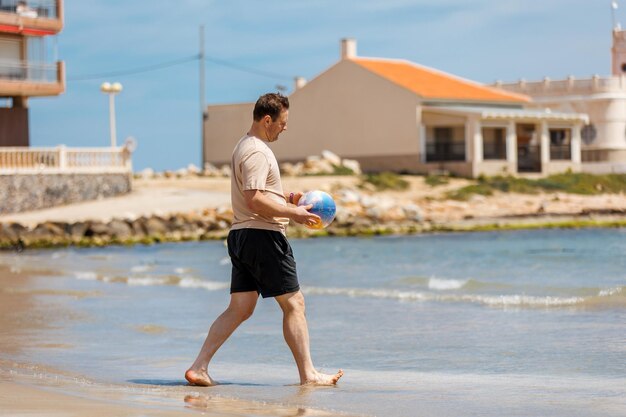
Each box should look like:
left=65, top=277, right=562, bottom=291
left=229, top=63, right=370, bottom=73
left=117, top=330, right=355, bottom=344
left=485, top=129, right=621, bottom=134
left=0, top=206, right=235, bottom=250
left=0, top=188, right=428, bottom=249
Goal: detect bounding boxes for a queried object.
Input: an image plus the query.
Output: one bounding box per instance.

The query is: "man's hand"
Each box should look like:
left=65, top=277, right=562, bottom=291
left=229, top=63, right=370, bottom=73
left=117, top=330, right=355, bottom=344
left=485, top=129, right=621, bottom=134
left=292, top=204, right=321, bottom=228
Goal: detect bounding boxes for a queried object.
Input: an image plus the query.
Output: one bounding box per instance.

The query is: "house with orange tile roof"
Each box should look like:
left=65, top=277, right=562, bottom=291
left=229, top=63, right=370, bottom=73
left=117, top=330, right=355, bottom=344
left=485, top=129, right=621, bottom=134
left=203, top=39, right=589, bottom=177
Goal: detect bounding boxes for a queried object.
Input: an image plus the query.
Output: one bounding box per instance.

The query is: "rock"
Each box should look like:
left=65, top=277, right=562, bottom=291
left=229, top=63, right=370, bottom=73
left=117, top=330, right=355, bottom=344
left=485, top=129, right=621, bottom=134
left=87, top=221, right=110, bottom=236
left=175, top=168, right=188, bottom=178
left=342, top=159, right=361, bottom=175
left=336, top=189, right=361, bottom=204
left=69, top=222, right=88, bottom=239
left=0, top=223, right=20, bottom=242
left=321, top=150, right=342, bottom=166
left=144, top=217, right=169, bottom=235
left=187, top=164, right=201, bottom=175
left=202, top=162, right=220, bottom=177
left=219, top=165, right=232, bottom=177
left=402, top=203, right=424, bottom=222
left=107, top=219, right=133, bottom=239
left=130, top=218, right=148, bottom=237
left=139, top=168, right=154, bottom=180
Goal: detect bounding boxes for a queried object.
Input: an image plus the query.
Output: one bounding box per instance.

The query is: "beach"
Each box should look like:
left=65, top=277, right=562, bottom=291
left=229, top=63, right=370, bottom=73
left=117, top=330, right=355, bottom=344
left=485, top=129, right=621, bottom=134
left=0, top=228, right=625, bottom=416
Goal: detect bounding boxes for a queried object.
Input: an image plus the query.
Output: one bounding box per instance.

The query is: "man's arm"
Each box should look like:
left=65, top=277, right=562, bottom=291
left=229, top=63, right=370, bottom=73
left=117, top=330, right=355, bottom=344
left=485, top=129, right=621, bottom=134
left=245, top=190, right=319, bottom=227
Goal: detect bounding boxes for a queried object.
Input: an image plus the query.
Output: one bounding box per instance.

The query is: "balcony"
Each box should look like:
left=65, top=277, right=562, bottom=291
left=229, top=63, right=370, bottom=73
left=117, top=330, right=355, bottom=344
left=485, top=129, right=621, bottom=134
left=0, top=0, right=63, bottom=34
left=0, top=60, right=65, bottom=96
left=426, top=142, right=466, bottom=162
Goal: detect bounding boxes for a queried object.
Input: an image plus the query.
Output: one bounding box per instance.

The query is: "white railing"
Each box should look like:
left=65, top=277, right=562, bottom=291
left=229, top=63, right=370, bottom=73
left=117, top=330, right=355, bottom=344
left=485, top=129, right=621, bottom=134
left=493, top=75, right=626, bottom=95
left=0, top=146, right=132, bottom=174
left=0, top=0, right=58, bottom=19
left=0, top=60, right=59, bottom=83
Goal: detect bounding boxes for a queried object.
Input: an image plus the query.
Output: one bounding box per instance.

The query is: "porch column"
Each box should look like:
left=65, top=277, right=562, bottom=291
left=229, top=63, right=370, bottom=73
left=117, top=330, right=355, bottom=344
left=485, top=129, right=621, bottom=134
left=506, top=120, right=517, bottom=165
left=571, top=122, right=582, bottom=163
left=465, top=116, right=482, bottom=162
left=540, top=120, right=550, bottom=166
left=419, top=123, right=427, bottom=163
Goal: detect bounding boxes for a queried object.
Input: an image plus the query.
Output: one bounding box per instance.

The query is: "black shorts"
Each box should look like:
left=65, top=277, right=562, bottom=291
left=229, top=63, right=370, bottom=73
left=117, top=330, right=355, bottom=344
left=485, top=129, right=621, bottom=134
left=227, top=228, right=300, bottom=298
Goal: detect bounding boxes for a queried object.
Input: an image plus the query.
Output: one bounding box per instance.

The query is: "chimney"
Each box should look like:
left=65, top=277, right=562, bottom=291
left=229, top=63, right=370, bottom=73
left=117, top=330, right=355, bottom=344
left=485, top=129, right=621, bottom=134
left=341, top=38, right=357, bottom=60
left=294, top=76, right=307, bottom=90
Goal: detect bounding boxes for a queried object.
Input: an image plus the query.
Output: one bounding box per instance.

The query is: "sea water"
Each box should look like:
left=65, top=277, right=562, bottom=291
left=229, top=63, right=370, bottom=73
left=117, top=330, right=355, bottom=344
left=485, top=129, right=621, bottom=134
left=1, top=228, right=625, bottom=416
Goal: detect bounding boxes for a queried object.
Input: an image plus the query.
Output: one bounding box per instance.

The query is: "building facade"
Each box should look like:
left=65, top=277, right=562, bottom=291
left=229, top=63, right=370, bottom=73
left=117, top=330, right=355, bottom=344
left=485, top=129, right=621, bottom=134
left=0, top=0, right=65, bottom=147
left=204, top=39, right=588, bottom=178
left=494, top=28, right=626, bottom=174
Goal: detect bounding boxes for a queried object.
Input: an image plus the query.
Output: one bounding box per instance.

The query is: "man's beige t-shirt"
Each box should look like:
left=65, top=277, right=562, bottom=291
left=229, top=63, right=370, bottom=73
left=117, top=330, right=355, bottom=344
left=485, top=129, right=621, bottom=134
left=230, top=134, right=289, bottom=234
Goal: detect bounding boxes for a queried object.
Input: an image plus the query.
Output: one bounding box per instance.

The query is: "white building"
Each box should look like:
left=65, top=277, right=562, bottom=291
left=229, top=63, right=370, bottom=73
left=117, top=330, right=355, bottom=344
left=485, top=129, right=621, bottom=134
left=204, top=39, right=588, bottom=178
left=495, top=28, right=626, bottom=174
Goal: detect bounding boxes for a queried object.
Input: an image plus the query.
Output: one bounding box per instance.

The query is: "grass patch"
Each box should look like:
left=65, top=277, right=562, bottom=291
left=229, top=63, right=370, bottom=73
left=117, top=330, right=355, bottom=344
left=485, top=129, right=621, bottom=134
left=359, top=172, right=410, bottom=191
left=425, top=175, right=450, bottom=187
left=447, top=173, right=626, bottom=200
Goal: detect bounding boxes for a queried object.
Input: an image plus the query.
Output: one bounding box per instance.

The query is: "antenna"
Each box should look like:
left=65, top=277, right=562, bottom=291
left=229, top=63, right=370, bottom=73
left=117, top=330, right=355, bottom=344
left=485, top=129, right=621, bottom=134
left=199, top=25, right=206, bottom=168
left=612, top=1, right=621, bottom=30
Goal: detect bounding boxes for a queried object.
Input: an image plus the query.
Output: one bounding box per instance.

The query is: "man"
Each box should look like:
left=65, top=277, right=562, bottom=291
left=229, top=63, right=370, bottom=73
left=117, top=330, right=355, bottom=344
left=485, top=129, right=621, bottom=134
left=185, top=93, right=343, bottom=386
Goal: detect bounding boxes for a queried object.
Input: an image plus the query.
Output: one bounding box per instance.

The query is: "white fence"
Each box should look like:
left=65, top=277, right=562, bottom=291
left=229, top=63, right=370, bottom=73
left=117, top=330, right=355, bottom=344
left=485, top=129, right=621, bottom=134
left=0, top=146, right=132, bottom=174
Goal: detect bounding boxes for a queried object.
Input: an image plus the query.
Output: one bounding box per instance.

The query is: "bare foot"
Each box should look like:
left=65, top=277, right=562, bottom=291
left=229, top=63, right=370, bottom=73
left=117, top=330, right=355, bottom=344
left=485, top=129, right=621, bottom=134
left=185, top=368, right=216, bottom=386
left=302, top=369, right=344, bottom=386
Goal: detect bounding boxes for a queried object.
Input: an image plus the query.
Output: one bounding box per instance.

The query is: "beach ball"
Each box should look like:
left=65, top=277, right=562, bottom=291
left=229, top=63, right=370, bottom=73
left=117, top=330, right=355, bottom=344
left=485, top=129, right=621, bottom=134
left=298, top=190, right=336, bottom=229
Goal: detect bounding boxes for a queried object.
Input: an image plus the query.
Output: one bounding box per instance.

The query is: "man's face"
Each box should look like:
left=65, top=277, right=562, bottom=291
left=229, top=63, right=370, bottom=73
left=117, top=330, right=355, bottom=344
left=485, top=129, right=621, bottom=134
left=264, top=110, right=288, bottom=142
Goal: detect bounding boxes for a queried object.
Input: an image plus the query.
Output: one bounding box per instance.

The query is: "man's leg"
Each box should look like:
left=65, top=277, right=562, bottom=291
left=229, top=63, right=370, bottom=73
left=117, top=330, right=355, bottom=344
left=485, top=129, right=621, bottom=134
left=185, top=291, right=258, bottom=386
left=275, top=291, right=343, bottom=385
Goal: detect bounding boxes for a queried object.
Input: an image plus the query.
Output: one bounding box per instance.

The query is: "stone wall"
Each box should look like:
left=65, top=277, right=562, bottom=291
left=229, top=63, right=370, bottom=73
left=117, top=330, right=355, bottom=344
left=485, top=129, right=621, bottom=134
left=0, top=173, right=132, bottom=214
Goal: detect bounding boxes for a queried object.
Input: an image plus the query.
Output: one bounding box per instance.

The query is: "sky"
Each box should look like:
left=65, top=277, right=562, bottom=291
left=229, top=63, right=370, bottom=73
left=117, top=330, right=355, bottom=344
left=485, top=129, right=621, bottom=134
left=29, top=0, right=619, bottom=171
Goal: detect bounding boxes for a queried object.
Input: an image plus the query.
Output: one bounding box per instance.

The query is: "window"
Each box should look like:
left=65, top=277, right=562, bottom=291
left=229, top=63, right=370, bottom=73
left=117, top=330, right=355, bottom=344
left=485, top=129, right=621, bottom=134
left=482, top=127, right=506, bottom=160
left=549, top=128, right=571, bottom=160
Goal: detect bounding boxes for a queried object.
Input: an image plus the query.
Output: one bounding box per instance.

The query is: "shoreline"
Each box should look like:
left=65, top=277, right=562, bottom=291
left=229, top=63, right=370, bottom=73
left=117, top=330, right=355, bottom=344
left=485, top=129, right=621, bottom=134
left=2, top=175, right=625, bottom=249
left=1, top=212, right=625, bottom=250
left=0, top=264, right=345, bottom=417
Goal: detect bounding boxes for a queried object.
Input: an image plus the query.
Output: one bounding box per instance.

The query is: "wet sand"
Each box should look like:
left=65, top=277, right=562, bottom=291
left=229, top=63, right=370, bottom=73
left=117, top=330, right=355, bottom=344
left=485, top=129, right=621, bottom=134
left=0, top=265, right=343, bottom=417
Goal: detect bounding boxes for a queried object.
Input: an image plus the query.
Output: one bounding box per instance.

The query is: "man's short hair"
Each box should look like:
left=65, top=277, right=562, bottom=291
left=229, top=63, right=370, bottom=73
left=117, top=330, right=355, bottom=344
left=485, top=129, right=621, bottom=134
left=253, top=93, right=289, bottom=122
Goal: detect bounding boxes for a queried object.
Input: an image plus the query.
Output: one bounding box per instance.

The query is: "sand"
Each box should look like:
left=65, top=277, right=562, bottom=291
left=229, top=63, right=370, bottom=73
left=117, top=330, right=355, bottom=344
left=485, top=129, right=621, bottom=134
left=0, top=264, right=344, bottom=417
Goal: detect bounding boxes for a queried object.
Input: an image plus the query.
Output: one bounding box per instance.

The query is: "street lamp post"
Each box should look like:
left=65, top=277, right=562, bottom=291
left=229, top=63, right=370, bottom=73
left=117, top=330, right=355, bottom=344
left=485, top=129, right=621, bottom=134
left=100, top=82, right=123, bottom=147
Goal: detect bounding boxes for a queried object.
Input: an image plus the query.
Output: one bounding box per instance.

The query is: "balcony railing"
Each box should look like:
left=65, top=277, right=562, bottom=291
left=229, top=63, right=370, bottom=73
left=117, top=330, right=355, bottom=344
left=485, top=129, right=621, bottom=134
left=0, top=146, right=132, bottom=174
left=0, top=0, right=57, bottom=19
left=494, top=75, right=626, bottom=95
left=517, top=145, right=541, bottom=172
left=0, top=60, right=59, bottom=83
left=426, top=142, right=466, bottom=162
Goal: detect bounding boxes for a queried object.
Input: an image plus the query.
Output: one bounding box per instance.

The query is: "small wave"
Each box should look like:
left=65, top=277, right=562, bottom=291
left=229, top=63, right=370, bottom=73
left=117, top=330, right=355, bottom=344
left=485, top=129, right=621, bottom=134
left=130, top=265, right=152, bottom=273
left=174, top=267, right=191, bottom=274
left=219, top=257, right=231, bottom=266
left=127, top=277, right=171, bottom=286
left=73, top=271, right=228, bottom=292
left=303, top=286, right=625, bottom=308
left=598, top=286, right=624, bottom=297
left=428, top=278, right=467, bottom=291
left=74, top=271, right=98, bottom=280
left=179, top=278, right=229, bottom=291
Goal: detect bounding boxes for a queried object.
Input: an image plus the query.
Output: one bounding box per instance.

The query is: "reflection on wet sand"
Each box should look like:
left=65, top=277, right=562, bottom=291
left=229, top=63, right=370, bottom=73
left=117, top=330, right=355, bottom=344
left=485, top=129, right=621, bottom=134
left=183, top=392, right=338, bottom=416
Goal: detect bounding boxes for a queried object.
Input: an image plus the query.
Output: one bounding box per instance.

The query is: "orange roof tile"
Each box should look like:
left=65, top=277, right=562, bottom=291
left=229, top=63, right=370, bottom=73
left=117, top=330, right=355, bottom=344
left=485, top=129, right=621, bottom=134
left=352, top=58, right=529, bottom=103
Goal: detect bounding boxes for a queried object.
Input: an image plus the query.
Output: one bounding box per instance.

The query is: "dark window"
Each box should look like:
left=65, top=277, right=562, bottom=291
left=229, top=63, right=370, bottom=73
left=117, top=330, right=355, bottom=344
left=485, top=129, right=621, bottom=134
left=621, top=63, right=626, bottom=72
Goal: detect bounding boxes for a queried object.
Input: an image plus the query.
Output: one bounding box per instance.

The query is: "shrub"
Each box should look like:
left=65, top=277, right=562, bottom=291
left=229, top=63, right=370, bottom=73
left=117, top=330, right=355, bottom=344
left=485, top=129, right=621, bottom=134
left=359, top=172, right=410, bottom=191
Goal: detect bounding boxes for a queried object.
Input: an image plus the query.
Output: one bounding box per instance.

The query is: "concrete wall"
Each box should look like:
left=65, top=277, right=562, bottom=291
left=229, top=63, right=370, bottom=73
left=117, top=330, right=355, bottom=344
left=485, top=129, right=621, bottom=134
left=0, top=173, right=131, bottom=214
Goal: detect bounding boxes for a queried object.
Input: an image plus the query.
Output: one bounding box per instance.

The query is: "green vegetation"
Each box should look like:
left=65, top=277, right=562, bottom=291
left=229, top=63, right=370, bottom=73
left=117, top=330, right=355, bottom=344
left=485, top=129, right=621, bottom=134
left=302, top=164, right=355, bottom=176
left=424, top=175, right=450, bottom=187
left=447, top=173, right=626, bottom=200
left=359, top=172, right=410, bottom=191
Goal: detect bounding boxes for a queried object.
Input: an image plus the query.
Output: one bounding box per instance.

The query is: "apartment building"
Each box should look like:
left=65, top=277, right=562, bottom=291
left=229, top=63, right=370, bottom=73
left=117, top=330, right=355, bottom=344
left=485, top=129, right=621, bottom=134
left=0, top=0, right=64, bottom=146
